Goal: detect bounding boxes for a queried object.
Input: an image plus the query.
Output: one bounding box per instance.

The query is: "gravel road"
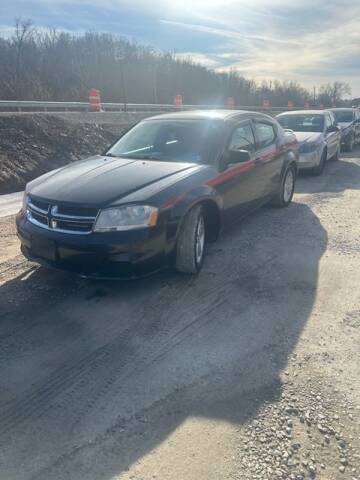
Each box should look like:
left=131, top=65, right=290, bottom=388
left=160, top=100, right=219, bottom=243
left=0, top=152, right=359, bottom=480
left=0, top=191, right=23, bottom=217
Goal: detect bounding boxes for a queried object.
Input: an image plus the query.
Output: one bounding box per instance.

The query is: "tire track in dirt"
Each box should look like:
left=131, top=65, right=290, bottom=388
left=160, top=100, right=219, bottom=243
left=0, top=259, right=229, bottom=437
left=0, top=213, right=283, bottom=443
left=50, top=249, right=282, bottom=437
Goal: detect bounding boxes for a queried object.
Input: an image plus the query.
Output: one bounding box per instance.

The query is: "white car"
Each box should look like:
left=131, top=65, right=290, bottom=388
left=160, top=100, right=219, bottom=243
left=276, top=110, right=341, bottom=175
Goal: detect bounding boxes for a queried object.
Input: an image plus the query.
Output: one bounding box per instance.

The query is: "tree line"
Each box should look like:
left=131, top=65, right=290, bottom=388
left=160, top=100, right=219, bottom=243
left=0, top=19, right=354, bottom=107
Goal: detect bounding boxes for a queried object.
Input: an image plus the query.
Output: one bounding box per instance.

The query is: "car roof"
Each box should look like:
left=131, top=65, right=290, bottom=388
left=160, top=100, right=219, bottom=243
left=143, top=109, right=274, bottom=122
left=330, top=107, right=355, bottom=111
left=277, top=110, right=328, bottom=116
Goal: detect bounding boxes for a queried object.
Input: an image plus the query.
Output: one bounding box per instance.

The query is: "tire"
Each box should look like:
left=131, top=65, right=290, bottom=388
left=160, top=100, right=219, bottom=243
left=271, top=164, right=296, bottom=208
left=330, top=145, right=340, bottom=162
left=312, top=149, right=326, bottom=176
left=175, top=205, right=206, bottom=274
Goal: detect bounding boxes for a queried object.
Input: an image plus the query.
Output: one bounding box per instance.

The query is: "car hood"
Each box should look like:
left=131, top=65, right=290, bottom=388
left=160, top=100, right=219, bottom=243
left=28, top=155, right=200, bottom=206
left=293, top=132, right=322, bottom=143
left=337, top=121, right=352, bottom=130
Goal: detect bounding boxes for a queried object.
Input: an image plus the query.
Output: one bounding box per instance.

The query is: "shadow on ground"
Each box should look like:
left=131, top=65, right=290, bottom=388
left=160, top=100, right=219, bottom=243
left=296, top=156, right=360, bottom=195
left=0, top=200, right=327, bottom=480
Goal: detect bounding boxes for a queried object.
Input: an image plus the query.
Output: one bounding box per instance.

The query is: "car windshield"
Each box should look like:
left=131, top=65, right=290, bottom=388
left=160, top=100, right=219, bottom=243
left=106, top=119, right=224, bottom=164
left=332, top=110, right=354, bottom=123
left=277, top=114, right=324, bottom=133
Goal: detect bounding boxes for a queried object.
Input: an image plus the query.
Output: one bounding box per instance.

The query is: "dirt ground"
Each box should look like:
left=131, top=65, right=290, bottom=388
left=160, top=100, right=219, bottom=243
left=0, top=152, right=359, bottom=480
left=0, top=115, right=116, bottom=194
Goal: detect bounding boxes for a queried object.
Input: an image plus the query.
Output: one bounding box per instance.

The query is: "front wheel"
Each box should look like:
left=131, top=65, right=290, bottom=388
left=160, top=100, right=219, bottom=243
left=330, top=145, right=340, bottom=162
left=271, top=165, right=296, bottom=208
left=312, top=150, right=326, bottom=176
left=176, top=205, right=206, bottom=274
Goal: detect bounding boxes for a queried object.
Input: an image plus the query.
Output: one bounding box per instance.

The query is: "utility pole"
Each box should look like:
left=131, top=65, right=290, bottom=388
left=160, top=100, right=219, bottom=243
left=313, top=86, right=316, bottom=104
left=115, top=46, right=127, bottom=111
left=153, top=63, right=158, bottom=104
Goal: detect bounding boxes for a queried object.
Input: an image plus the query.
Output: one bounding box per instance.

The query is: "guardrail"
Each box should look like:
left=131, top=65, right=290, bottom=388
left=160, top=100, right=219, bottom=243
left=0, top=100, right=297, bottom=114
left=0, top=101, right=172, bottom=112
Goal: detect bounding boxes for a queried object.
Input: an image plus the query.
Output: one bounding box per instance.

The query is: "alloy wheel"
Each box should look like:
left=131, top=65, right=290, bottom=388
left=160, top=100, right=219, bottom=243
left=195, top=215, right=205, bottom=265
left=283, top=169, right=294, bottom=203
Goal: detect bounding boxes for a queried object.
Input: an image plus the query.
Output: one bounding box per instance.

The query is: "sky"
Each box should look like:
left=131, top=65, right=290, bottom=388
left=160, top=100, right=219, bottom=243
left=1, top=0, right=359, bottom=97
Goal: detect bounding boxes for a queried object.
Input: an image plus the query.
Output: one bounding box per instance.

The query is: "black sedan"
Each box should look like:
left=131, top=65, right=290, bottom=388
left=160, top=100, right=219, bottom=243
left=16, top=110, right=299, bottom=277
left=330, top=108, right=360, bottom=152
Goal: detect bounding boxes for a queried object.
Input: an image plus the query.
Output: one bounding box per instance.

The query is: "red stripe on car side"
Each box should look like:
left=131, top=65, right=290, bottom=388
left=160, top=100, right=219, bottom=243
left=161, top=192, right=186, bottom=209
left=206, top=160, right=256, bottom=187
left=260, top=152, right=276, bottom=162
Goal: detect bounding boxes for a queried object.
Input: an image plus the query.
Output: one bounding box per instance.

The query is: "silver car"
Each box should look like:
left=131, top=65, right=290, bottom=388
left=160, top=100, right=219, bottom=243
left=276, top=110, right=341, bottom=175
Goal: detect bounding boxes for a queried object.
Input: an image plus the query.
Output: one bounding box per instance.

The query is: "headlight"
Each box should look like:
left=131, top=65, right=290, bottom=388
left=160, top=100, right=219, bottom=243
left=299, top=142, right=317, bottom=154
left=93, top=205, right=159, bottom=232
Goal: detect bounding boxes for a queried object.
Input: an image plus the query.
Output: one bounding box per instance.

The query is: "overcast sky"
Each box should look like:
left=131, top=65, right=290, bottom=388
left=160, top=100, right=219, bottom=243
left=1, top=0, right=359, bottom=96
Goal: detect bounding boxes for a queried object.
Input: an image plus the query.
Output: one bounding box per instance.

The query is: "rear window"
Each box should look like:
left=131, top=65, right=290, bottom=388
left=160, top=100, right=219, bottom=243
left=332, top=110, right=354, bottom=123
left=277, top=114, right=324, bottom=133
left=253, top=122, right=276, bottom=148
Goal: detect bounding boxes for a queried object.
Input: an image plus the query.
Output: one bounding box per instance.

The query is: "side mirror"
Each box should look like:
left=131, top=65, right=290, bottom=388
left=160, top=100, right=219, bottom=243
left=227, top=149, right=251, bottom=165
left=327, top=125, right=339, bottom=133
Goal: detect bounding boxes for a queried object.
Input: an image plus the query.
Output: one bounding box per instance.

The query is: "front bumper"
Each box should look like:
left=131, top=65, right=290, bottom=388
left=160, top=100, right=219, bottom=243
left=16, top=210, right=171, bottom=278
left=298, top=151, right=320, bottom=169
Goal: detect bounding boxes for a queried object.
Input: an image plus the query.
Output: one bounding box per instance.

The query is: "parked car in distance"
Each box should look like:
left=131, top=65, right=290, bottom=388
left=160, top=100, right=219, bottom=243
left=276, top=110, right=341, bottom=175
left=330, top=108, right=360, bottom=152
left=17, top=110, right=298, bottom=278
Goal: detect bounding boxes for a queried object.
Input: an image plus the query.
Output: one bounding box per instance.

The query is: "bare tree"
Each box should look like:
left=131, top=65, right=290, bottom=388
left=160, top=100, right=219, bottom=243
left=12, top=18, right=35, bottom=97
left=0, top=20, right=355, bottom=107
left=319, top=81, right=352, bottom=106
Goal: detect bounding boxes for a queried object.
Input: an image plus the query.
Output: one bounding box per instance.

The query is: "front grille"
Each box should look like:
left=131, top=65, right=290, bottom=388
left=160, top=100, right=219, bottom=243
left=31, top=210, right=48, bottom=226
left=30, top=197, right=49, bottom=212
left=27, top=196, right=98, bottom=234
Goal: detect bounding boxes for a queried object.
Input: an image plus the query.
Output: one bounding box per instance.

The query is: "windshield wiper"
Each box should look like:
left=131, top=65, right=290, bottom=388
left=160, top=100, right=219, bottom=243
left=105, top=153, right=135, bottom=159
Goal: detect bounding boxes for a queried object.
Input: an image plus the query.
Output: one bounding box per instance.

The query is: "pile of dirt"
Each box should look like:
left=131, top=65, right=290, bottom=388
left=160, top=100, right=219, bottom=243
left=0, top=115, right=118, bottom=194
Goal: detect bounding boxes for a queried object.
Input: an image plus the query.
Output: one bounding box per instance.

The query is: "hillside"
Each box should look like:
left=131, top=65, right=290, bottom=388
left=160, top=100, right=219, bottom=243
left=0, top=115, right=117, bottom=194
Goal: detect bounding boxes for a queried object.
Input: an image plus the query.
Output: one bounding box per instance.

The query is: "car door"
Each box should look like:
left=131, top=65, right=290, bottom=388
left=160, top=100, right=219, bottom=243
left=212, top=120, right=263, bottom=224
left=252, top=119, right=283, bottom=197
left=325, top=112, right=338, bottom=158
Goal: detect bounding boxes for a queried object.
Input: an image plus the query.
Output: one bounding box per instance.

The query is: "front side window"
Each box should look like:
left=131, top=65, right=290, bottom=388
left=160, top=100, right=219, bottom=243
left=253, top=122, right=276, bottom=149
left=277, top=114, right=325, bottom=133
left=106, top=119, right=224, bottom=165
left=229, top=123, right=255, bottom=152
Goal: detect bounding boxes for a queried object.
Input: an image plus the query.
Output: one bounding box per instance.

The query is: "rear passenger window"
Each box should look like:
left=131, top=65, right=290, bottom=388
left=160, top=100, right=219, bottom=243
left=254, top=122, right=276, bottom=149
left=229, top=123, right=255, bottom=152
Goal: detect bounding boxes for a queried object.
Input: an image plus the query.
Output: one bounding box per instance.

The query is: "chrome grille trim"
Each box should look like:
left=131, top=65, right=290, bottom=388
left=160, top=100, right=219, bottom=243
left=26, top=196, right=98, bottom=235
left=28, top=201, right=48, bottom=215
left=27, top=212, right=93, bottom=235
left=51, top=212, right=96, bottom=221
